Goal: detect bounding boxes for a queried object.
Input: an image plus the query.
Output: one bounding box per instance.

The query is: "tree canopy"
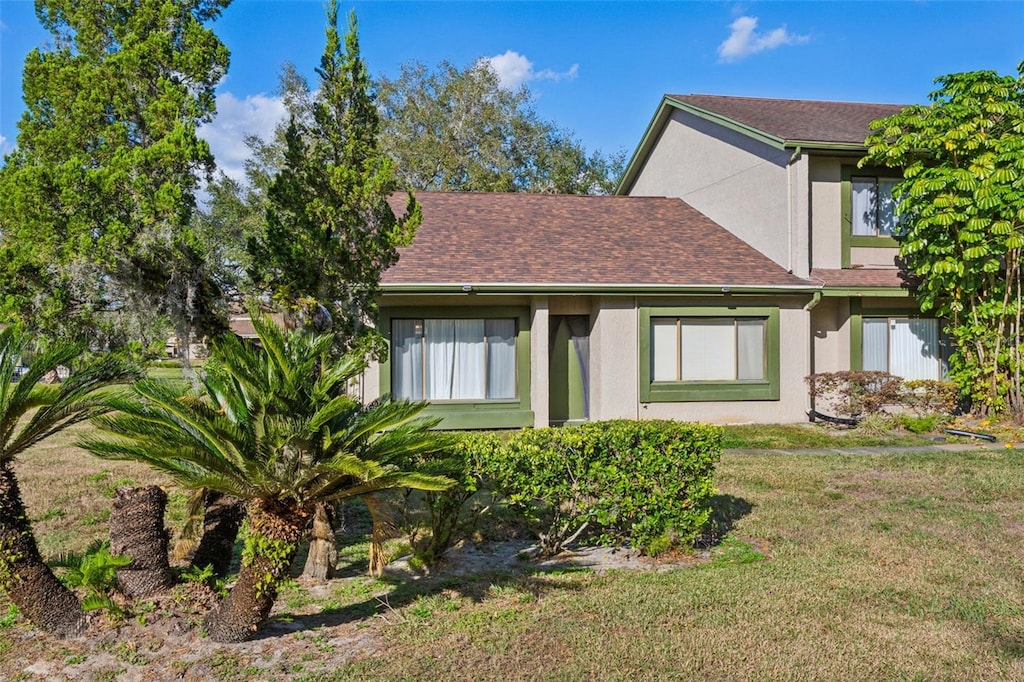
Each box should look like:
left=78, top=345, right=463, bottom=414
left=0, top=0, right=232, bottom=349
left=863, top=64, right=1024, bottom=417
left=244, top=5, right=420, bottom=355
left=376, top=60, right=624, bottom=194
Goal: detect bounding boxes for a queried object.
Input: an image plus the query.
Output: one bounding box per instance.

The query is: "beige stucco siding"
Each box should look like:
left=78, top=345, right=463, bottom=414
left=589, top=296, right=640, bottom=421
left=810, top=297, right=850, bottom=374
left=627, top=109, right=792, bottom=270
left=809, top=157, right=844, bottom=269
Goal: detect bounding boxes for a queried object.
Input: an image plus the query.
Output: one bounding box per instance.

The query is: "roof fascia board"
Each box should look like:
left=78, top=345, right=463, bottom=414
left=381, top=283, right=819, bottom=295
left=615, top=96, right=676, bottom=195
left=820, top=286, right=911, bottom=298
left=784, top=141, right=869, bottom=155
left=615, top=96, right=787, bottom=195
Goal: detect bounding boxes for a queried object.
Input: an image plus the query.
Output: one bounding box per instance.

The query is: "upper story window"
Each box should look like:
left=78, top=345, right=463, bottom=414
left=851, top=175, right=903, bottom=237
left=391, top=318, right=517, bottom=401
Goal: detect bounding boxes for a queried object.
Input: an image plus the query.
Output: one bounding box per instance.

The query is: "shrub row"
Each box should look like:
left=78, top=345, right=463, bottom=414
left=806, top=371, right=958, bottom=418
left=421, top=420, right=722, bottom=559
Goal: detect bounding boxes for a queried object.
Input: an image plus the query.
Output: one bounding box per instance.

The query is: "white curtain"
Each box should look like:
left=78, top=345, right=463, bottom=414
left=890, top=318, right=941, bottom=380
left=391, top=320, right=423, bottom=400
left=878, top=179, right=900, bottom=236
left=651, top=319, right=678, bottom=381
left=422, top=319, right=490, bottom=400
left=680, top=320, right=734, bottom=381
left=851, top=177, right=876, bottom=235
left=862, top=318, right=889, bottom=373
left=736, top=320, right=765, bottom=380
left=486, top=319, right=516, bottom=399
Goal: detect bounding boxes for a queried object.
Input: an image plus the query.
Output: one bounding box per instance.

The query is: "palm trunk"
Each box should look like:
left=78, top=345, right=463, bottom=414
left=0, top=463, right=85, bottom=639
left=190, top=491, right=246, bottom=578
left=109, top=486, right=174, bottom=599
left=301, top=502, right=337, bottom=583
left=204, top=499, right=309, bottom=643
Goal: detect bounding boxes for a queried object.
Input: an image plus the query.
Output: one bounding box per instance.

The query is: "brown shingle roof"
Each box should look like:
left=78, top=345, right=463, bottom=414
left=383, top=192, right=810, bottom=289
left=670, top=94, right=909, bottom=146
left=811, top=268, right=916, bottom=289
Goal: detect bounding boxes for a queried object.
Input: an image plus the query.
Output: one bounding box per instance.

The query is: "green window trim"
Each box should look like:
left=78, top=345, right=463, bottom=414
left=848, top=300, right=945, bottom=372
left=639, top=306, right=780, bottom=402
left=379, top=306, right=533, bottom=429
left=841, top=165, right=901, bottom=268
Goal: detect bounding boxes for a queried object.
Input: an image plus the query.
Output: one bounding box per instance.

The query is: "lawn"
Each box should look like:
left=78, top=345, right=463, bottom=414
left=2, top=431, right=1023, bottom=680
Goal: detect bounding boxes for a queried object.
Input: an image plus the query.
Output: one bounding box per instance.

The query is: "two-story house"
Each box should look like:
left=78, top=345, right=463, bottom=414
left=352, top=94, right=942, bottom=429
left=618, top=94, right=948, bottom=387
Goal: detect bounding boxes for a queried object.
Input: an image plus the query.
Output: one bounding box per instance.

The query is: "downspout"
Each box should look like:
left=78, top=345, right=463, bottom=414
left=804, top=288, right=822, bottom=421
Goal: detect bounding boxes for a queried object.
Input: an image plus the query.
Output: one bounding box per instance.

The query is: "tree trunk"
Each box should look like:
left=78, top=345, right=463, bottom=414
left=109, top=486, right=174, bottom=599
left=190, top=491, right=246, bottom=578
left=301, top=502, right=337, bottom=583
left=0, top=463, right=85, bottom=638
left=204, top=499, right=309, bottom=643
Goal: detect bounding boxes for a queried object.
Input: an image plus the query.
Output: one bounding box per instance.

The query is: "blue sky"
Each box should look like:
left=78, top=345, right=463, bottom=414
left=2, top=1, right=1022, bottom=182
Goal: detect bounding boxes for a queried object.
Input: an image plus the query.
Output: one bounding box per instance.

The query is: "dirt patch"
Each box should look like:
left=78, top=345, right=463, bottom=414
left=0, top=539, right=742, bottom=681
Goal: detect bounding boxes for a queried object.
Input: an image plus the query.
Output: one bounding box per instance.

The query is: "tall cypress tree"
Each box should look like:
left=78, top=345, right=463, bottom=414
left=0, top=0, right=232, bottom=348
left=247, top=4, right=420, bottom=356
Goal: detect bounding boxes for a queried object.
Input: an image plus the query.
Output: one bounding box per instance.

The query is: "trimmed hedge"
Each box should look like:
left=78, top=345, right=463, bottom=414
left=477, top=420, right=721, bottom=556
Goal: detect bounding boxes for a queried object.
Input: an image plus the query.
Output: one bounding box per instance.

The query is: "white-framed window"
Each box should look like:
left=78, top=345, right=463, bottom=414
left=651, top=317, right=767, bottom=383
left=851, top=176, right=902, bottom=237
left=391, top=318, right=517, bottom=401
left=862, top=317, right=945, bottom=380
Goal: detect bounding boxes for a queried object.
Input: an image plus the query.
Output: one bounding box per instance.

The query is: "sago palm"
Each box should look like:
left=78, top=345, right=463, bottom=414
left=81, top=315, right=452, bottom=642
left=0, top=327, right=136, bottom=638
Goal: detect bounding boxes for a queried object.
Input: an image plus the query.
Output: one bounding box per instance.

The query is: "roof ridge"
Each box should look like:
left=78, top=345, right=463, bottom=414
left=672, top=93, right=910, bottom=108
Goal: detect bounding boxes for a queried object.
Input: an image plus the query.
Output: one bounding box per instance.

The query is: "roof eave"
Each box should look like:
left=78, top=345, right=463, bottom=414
left=616, top=96, right=788, bottom=195
left=381, top=282, right=819, bottom=296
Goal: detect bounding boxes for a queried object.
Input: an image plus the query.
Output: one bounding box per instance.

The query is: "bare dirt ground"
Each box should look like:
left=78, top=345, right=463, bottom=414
left=1, top=539, right=724, bottom=682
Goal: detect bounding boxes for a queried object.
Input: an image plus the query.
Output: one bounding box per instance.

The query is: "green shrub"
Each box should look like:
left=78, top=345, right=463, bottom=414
left=477, top=420, right=721, bottom=557
left=414, top=432, right=502, bottom=564
left=807, top=372, right=958, bottom=419
left=52, top=540, right=131, bottom=615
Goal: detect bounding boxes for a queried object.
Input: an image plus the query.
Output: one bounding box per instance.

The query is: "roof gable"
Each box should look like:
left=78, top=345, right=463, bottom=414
left=383, top=192, right=811, bottom=292
left=617, top=93, right=909, bottom=195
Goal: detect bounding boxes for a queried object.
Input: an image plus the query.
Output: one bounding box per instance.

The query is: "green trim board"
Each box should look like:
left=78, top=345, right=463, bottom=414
left=379, top=305, right=533, bottom=430
left=616, top=96, right=872, bottom=196
left=381, top=284, right=819, bottom=296
left=821, top=287, right=911, bottom=298
left=840, top=165, right=902, bottom=268
left=616, top=97, right=786, bottom=195
left=638, top=305, right=781, bottom=402
left=848, top=299, right=941, bottom=372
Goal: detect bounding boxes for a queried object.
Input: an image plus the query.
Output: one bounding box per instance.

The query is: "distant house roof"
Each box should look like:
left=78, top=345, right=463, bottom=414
left=382, top=192, right=813, bottom=292
left=668, top=94, right=908, bottom=147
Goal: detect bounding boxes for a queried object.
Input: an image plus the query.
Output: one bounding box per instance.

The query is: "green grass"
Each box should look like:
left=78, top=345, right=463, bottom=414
left=720, top=423, right=935, bottom=449
left=3, top=428, right=1024, bottom=680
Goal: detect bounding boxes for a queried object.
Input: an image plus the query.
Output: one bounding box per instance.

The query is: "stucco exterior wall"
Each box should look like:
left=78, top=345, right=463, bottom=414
left=850, top=247, right=901, bottom=268
left=810, top=297, right=850, bottom=374
left=809, top=156, right=844, bottom=269
left=589, top=296, right=639, bottom=421
left=530, top=297, right=549, bottom=428
left=627, top=109, right=792, bottom=270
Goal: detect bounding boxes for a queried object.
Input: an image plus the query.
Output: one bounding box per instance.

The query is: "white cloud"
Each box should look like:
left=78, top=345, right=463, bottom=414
left=717, top=16, right=809, bottom=63
left=481, top=50, right=579, bottom=90
left=198, top=91, right=286, bottom=183
left=0, top=134, right=12, bottom=157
